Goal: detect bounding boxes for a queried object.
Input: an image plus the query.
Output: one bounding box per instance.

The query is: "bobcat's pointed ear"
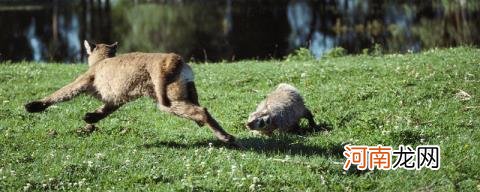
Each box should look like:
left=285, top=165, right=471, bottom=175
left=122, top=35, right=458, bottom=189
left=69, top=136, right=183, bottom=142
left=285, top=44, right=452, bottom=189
left=109, top=42, right=118, bottom=49
left=84, top=40, right=95, bottom=55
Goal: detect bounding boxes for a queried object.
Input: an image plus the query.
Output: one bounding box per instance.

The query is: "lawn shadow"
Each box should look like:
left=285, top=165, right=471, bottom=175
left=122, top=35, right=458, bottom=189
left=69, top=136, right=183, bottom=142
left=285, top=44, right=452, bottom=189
left=294, top=121, right=333, bottom=135
left=236, top=136, right=344, bottom=157
left=142, top=135, right=344, bottom=158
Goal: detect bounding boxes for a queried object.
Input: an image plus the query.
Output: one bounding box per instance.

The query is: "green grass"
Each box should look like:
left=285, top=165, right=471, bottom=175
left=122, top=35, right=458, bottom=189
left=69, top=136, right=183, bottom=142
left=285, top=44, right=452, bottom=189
left=0, top=47, right=479, bottom=191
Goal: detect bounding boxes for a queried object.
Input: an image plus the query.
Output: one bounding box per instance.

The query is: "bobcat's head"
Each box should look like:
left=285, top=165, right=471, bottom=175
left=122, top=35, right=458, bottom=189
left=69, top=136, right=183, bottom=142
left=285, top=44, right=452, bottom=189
left=84, top=40, right=118, bottom=66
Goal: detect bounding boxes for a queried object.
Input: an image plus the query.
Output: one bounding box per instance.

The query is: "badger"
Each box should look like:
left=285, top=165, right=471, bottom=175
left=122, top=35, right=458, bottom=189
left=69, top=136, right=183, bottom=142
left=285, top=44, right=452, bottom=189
left=245, top=83, right=316, bottom=135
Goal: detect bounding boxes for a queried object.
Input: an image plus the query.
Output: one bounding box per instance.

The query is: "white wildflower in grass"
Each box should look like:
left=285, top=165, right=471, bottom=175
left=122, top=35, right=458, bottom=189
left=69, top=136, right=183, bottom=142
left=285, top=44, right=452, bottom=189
left=249, top=184, right=256, bottom=191
left=252, top=177, right=260, bottom=183
left=78, top=178, right=86, bottom=187
left=180, top=178, right=187, bottom=184
left=87, top=161, right=93, bottom=167
left=95, top=153, right=105, bottom=159
left=230, top=165, right=238, bottom=176
left=23, top=183, right=31, bottom=191
left=241, top=154, right=247, bottom=159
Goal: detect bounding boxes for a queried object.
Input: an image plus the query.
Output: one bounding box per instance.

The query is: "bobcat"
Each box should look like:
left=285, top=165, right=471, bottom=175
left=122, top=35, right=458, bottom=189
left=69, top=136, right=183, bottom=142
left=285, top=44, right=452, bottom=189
left=25, top=40, right=236, bottom=145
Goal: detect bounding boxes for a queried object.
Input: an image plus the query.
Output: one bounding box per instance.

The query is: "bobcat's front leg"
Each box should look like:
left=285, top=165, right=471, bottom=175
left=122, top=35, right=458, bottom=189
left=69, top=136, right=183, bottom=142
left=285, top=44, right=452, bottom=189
left=83, top=103, right=122, bottom=124
left=25, top=74, right=94, bottom=113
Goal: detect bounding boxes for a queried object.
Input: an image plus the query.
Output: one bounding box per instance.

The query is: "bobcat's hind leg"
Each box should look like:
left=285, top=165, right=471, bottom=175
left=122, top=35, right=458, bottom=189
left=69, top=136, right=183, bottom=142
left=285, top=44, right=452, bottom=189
left=83, top=103, right=122, bottom=124
left=151, top=56, right=184, bottom=108
left=186, top=82, right=200, bottom=106
left=186, top=81, right=204, bottom=127
left=155, top=77, right=171, bottom=107
left=25, top=74, right=93, bottom=113
left=165, top=102, right=235, bottom=144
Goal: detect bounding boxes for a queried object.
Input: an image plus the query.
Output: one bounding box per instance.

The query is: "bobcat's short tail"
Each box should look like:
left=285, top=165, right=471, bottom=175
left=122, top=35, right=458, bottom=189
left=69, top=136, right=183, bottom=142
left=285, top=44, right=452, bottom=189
left=179, top=64, right=194, bottom=83
left=182, top=64, right=199, bottom=106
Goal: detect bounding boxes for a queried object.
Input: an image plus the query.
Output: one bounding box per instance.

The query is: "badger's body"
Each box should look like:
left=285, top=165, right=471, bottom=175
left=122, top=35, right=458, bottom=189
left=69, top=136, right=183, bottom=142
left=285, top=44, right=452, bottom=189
left=246, top=83, right=316, bottom=135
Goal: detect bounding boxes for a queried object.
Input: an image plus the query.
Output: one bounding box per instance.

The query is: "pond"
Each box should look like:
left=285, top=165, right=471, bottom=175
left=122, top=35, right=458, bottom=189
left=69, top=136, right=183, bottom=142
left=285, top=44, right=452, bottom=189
left=0, top=0, right=479, bottom=63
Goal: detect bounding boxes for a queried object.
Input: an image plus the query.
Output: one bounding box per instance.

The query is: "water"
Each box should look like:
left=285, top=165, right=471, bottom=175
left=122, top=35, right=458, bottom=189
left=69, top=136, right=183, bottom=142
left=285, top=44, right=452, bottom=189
left=0, top=0, right=479, bottom=63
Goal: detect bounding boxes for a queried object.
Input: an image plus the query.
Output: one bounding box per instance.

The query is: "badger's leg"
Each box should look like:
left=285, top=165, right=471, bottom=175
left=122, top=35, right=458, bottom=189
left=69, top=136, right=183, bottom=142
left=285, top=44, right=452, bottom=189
left=83, top=103, right=122, bottom=124
left=286, top=123, right=303, bottom=134
left=166, top=102, right=235, bottom=144
left=303, top=109, right=316, bottom=128
left=25, top=74, right=93, bottom=113
left=259, top=129, right=274, bottom=137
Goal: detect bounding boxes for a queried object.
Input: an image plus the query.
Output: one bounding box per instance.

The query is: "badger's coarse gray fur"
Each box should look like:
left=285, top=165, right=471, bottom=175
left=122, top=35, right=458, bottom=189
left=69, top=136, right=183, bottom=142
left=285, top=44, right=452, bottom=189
left=246, top=83, right=316, bottom=135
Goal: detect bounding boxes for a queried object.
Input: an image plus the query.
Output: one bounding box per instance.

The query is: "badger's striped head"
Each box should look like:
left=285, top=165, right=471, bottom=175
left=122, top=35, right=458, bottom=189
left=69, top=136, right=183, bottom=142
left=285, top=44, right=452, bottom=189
left=246, top=112, right=271, bottom=130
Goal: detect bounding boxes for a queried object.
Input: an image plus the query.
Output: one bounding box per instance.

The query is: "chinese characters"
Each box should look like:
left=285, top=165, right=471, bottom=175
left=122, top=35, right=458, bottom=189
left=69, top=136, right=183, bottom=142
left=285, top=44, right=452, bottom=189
left=343, top=145, right=440, bottom=170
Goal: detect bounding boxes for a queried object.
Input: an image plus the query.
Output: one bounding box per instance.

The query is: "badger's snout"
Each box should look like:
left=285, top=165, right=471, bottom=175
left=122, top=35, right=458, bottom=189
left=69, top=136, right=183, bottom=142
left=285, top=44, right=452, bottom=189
left=245, top=120, right=255, bottom=130
left=245, top=118, right=266, bottom=130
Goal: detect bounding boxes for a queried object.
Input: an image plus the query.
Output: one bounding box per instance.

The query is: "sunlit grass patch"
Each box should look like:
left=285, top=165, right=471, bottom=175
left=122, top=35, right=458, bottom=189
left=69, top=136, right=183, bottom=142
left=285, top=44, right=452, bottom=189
left=0, top=47, right=479, bottom=191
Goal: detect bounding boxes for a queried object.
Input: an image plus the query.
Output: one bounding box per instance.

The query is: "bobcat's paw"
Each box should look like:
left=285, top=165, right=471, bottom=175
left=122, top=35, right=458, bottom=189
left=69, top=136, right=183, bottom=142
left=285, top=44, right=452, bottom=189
left=83, top=113, right=102, bottom=124
left=219, top=134, right=237, bottom=144
left=161, top=99, right=171, bottom=107
left=224, top=136, right=245, bottom=149
left=25, top=101, right=48, bottom=113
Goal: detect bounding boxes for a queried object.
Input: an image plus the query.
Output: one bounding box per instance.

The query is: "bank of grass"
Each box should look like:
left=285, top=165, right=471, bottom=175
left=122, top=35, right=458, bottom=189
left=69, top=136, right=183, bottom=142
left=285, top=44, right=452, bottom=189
left=0, top=47, right=479, bottom=191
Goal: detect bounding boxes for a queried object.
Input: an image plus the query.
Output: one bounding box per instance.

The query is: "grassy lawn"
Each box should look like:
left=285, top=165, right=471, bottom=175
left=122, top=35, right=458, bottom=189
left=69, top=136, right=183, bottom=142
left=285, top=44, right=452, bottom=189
left=0, top=47, right=479, bottom=191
